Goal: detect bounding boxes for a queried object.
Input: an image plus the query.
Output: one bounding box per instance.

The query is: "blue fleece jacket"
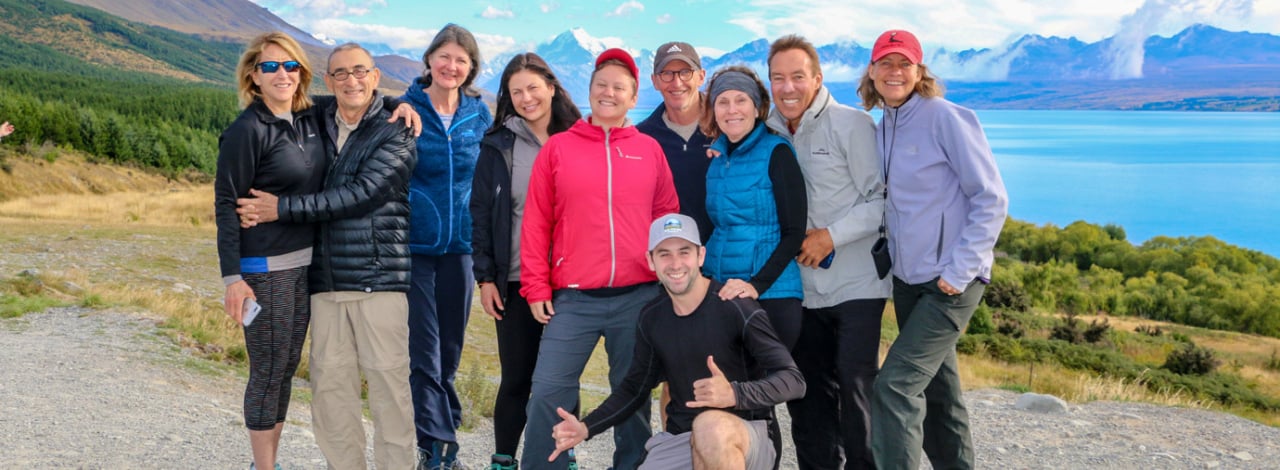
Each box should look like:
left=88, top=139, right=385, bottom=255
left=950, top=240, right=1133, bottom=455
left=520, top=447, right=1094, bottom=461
left=402, top=77, right=492, bottom=255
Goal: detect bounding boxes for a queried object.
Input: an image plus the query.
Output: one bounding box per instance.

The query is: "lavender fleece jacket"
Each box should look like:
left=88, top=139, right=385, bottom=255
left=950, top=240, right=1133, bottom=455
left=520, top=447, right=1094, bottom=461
left=878, top=94, right=1009, bottom=289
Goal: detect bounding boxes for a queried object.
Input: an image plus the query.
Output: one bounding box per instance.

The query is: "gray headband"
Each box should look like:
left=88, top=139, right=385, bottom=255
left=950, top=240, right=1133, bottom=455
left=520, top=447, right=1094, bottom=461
left=708, top=71, right=761, bottom=108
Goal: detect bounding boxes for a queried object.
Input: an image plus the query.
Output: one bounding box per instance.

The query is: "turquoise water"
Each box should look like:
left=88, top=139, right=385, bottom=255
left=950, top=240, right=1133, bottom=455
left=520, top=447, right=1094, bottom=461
left=625, top=108, right=1280, bottom=256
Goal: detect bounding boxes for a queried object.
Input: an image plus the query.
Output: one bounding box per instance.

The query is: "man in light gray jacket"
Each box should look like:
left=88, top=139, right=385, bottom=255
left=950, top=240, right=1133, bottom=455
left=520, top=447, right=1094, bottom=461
left=764, top=34, right=891, bottom=470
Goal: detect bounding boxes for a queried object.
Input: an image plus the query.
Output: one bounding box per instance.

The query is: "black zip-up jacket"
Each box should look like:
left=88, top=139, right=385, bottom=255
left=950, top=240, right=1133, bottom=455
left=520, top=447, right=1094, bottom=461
left=275, top=93, right=418, bottom=293
left=636, top=102, right=714, bottom=244
left=215, top=99, right=326, bottom=280
left=470, top=127, right=517, bottom=301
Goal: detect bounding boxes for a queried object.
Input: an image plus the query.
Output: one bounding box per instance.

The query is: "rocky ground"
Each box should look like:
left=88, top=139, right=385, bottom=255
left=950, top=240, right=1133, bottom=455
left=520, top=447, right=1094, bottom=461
left=2, top=222, right=1278, bottom=469
left=3, top=306, right=1279, bottom=469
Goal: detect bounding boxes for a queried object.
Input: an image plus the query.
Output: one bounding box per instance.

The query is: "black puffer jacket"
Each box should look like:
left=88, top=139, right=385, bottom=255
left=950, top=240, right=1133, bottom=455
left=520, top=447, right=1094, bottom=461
left=277, top=93, right=418, bottom=293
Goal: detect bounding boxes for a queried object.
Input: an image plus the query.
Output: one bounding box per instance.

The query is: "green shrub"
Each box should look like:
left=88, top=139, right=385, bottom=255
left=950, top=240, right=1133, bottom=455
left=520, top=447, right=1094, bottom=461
left=1135, top=324, right=1163, bottom=337
left=967, top=304, right=994, bottom=335
left=984, top=276, right=1031, bottom=311
left=1050, top=313, right=1084, bottom=344
left=1163, top=343, right=1219, bottom=375
left=996, top=315, right=1026, bottom=338
left=1083, top=318, right=1112, bottom=344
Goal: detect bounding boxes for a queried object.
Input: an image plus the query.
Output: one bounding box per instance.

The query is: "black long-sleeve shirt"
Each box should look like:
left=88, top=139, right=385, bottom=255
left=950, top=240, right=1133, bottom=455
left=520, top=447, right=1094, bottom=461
left=581, top=279, right=805, bottom=437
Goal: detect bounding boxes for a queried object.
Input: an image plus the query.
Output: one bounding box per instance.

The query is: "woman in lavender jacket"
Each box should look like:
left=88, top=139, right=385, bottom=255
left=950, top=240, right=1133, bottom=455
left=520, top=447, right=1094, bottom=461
left=858, top=29, right=1009, bottom=470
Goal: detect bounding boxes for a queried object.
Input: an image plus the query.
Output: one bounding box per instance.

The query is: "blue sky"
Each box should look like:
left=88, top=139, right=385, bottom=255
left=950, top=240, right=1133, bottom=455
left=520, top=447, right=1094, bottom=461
left=250, top=0, right=1279, bottom=60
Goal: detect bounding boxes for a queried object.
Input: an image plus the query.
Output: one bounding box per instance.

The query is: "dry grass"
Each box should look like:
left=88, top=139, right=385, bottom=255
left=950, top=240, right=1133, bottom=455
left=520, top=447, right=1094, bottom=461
left=5, top=161, right=1277, bottom=429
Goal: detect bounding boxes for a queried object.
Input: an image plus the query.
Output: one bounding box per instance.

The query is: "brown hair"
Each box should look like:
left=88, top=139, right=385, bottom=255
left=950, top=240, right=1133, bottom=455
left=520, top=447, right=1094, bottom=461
left=767, top=34, right=821, bottom=77
left=235, top=32, right=313, bottom=112
left=421, top=23, right=483, bottom=97
left=700, top=65, right=770, bottom=140
left=857, top=62, right=945, bottom=110
left=490, top=52, right=582, bottom=136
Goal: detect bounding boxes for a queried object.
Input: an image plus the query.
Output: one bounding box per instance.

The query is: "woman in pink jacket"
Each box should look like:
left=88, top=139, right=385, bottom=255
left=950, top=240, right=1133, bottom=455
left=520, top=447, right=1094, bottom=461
left=518, top=48, right=679, bottom=470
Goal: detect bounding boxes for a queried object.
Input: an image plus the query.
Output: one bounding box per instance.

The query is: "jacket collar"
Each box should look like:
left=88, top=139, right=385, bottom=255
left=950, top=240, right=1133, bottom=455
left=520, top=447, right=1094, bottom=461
left=250, top=98, right=298, bottom=124
left=571, top=115, right=636, bottom=139
left=766, top=86, right=833, bottom=136
left=323, top=90, right=385, bottom=126
left=404, top=77, right=484, bottom=116
left=709, top=121, right=768, bottom=156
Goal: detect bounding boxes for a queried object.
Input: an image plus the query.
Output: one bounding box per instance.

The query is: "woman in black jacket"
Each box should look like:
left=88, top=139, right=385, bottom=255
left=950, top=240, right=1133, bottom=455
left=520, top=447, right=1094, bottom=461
left=470, top=52, right=580, bottom=470
left=215, top=32, right=324, bottom=470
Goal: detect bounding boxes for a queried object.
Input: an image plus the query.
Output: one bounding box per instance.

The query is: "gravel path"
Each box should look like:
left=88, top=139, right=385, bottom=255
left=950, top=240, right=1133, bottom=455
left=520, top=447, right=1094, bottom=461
left=3, top=306, right=1279, bottom=469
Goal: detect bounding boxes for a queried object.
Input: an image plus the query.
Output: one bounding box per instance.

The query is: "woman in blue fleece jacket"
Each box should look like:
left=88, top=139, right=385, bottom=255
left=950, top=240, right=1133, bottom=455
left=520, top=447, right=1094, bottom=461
left=401, top=23, right=492, bottom=468
left=859, top=29, right=1008, bottom=470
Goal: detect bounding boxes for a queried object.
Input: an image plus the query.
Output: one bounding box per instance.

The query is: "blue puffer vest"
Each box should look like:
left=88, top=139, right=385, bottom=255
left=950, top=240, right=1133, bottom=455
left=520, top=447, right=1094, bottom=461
left=704, top=122, right=803, bottom=300
left=402, top=77, right=493, bottom=255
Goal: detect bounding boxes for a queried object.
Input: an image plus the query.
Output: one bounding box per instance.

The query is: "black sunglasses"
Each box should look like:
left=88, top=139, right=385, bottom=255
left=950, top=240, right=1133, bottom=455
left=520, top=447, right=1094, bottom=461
left=257, top=61, right=302, bottom=74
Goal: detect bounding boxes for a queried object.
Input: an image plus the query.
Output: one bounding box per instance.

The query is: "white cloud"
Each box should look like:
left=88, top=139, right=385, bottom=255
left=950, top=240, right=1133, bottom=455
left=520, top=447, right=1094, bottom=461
left=251, top=0, right=387, bottom=19
left=304, top=18, right=517, bottom=60
left=605, top=1, right=645, bottom=17
left=540, top=2, right=559, bottom=13
left=732, top=0, right=1270, bottom=52
left=656, top=13, right=672, bottom=24
left=481, top=5, right=515, bottom=19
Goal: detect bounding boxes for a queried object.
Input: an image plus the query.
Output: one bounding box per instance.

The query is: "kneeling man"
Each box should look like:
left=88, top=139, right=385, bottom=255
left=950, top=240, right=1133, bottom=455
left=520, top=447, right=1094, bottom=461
left=548, top=214, right=805, bottom=469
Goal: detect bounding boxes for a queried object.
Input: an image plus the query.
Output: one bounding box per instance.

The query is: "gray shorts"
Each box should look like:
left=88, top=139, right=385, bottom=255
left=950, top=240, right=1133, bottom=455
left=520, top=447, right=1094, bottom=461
left=637, top=418, right=774, bottom=470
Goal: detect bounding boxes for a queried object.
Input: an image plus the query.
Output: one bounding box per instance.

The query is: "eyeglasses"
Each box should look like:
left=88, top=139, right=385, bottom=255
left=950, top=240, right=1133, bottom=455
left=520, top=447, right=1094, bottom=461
left=329, top=67, right=373, bottom=81
left=257, top=61, right=301, bottom=74
left=655, top=69, right=696, bottom=83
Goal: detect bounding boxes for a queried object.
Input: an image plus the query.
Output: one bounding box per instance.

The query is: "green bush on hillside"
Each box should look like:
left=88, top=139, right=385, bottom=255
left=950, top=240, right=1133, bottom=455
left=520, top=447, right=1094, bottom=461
left=997, top=219, right=1280, bottom=338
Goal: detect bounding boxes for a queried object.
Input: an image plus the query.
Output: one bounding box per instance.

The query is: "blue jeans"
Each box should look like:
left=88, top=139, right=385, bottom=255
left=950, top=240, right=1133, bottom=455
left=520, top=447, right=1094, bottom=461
left=408, top=253, right=474, bottom=445
left=521, top=285, right=658, bottom=470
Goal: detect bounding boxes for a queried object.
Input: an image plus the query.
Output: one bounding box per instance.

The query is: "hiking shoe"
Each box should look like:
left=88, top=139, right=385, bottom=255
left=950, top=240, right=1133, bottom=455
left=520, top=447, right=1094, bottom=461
left=439, top=441, right=466, bottom=470
left=566, top=449, right=578, bottom=470
left=420, top=440, right=467, bottom=470
left=490, top=453, right=518, bottom=470
left=417, top=445, right=434, bottom=470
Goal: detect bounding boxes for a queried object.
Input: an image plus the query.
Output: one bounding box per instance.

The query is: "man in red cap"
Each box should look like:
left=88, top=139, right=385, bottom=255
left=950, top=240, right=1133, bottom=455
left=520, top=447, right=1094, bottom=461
left=519, top=48, right=680, bottom=470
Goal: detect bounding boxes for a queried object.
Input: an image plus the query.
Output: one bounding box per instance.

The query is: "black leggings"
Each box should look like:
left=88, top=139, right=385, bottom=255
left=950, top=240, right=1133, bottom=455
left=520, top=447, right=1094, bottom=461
left=758, top=297, right=802, bottom=352
left=242, top=267, right=310, bottom=431
left=492, top=281, right=544, bottom=456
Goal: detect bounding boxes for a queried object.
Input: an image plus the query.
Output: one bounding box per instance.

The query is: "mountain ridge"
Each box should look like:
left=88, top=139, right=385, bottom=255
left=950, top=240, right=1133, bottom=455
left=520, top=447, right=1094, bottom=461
left=11, top=0, right=1280, bottom=111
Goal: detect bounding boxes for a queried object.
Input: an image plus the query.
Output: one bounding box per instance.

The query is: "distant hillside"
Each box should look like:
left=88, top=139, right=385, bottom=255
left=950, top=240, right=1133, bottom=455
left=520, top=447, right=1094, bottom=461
left=60, top=0, right=411, bottom=91
left=62, top=0, right=319, bottom=45
left=0, top=0, right=242, bottom=83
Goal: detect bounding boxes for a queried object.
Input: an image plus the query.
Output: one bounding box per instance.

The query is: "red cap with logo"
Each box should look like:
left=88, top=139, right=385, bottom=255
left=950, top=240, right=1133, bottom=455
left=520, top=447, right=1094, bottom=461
left=871, top=30, right=923, bottom=64
left=595, top=48, right=639, bottom=82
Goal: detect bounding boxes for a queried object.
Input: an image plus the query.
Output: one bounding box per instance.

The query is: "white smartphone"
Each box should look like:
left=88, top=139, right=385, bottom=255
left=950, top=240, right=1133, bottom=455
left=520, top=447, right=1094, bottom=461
left=243, top=298, right=262, bottom=327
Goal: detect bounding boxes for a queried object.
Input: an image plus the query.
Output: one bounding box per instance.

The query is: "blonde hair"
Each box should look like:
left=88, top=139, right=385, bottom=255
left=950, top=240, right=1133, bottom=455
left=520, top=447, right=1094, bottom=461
left=700, top=65, right=770, bottom=140
left=857, top=62, right=945, bottom=110
left=235, top=32, right=314, bottom=112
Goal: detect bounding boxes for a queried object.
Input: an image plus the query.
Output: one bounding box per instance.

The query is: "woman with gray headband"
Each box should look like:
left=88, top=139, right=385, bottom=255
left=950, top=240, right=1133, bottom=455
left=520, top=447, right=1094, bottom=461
left=700, top=65, right=808, bottom=352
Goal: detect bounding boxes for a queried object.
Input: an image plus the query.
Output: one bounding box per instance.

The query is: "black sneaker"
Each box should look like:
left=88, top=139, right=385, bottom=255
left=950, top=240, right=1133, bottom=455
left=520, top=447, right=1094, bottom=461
left=490, top=453, right=518, bottom=470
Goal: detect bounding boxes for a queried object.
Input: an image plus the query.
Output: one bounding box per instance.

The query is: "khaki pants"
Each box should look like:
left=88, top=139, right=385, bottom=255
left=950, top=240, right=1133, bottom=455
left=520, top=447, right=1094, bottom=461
left=310, top=291, right=416, bottom=470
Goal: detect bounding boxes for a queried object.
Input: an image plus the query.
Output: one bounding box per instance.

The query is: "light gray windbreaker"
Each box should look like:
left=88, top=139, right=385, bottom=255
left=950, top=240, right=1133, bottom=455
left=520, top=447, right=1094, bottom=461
left=766, top=86, right=892, bottom=308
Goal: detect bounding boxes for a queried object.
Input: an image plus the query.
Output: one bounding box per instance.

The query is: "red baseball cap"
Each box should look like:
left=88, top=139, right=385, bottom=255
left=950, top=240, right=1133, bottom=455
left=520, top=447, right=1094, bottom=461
left=871, top=30, right=923, bottom=64
left=595, top=48, right=639, bottom=82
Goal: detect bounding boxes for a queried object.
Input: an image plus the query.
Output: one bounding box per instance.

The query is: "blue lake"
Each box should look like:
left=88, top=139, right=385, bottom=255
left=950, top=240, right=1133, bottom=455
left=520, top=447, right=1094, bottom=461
left=625, top=108, right=1280, bottom=256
